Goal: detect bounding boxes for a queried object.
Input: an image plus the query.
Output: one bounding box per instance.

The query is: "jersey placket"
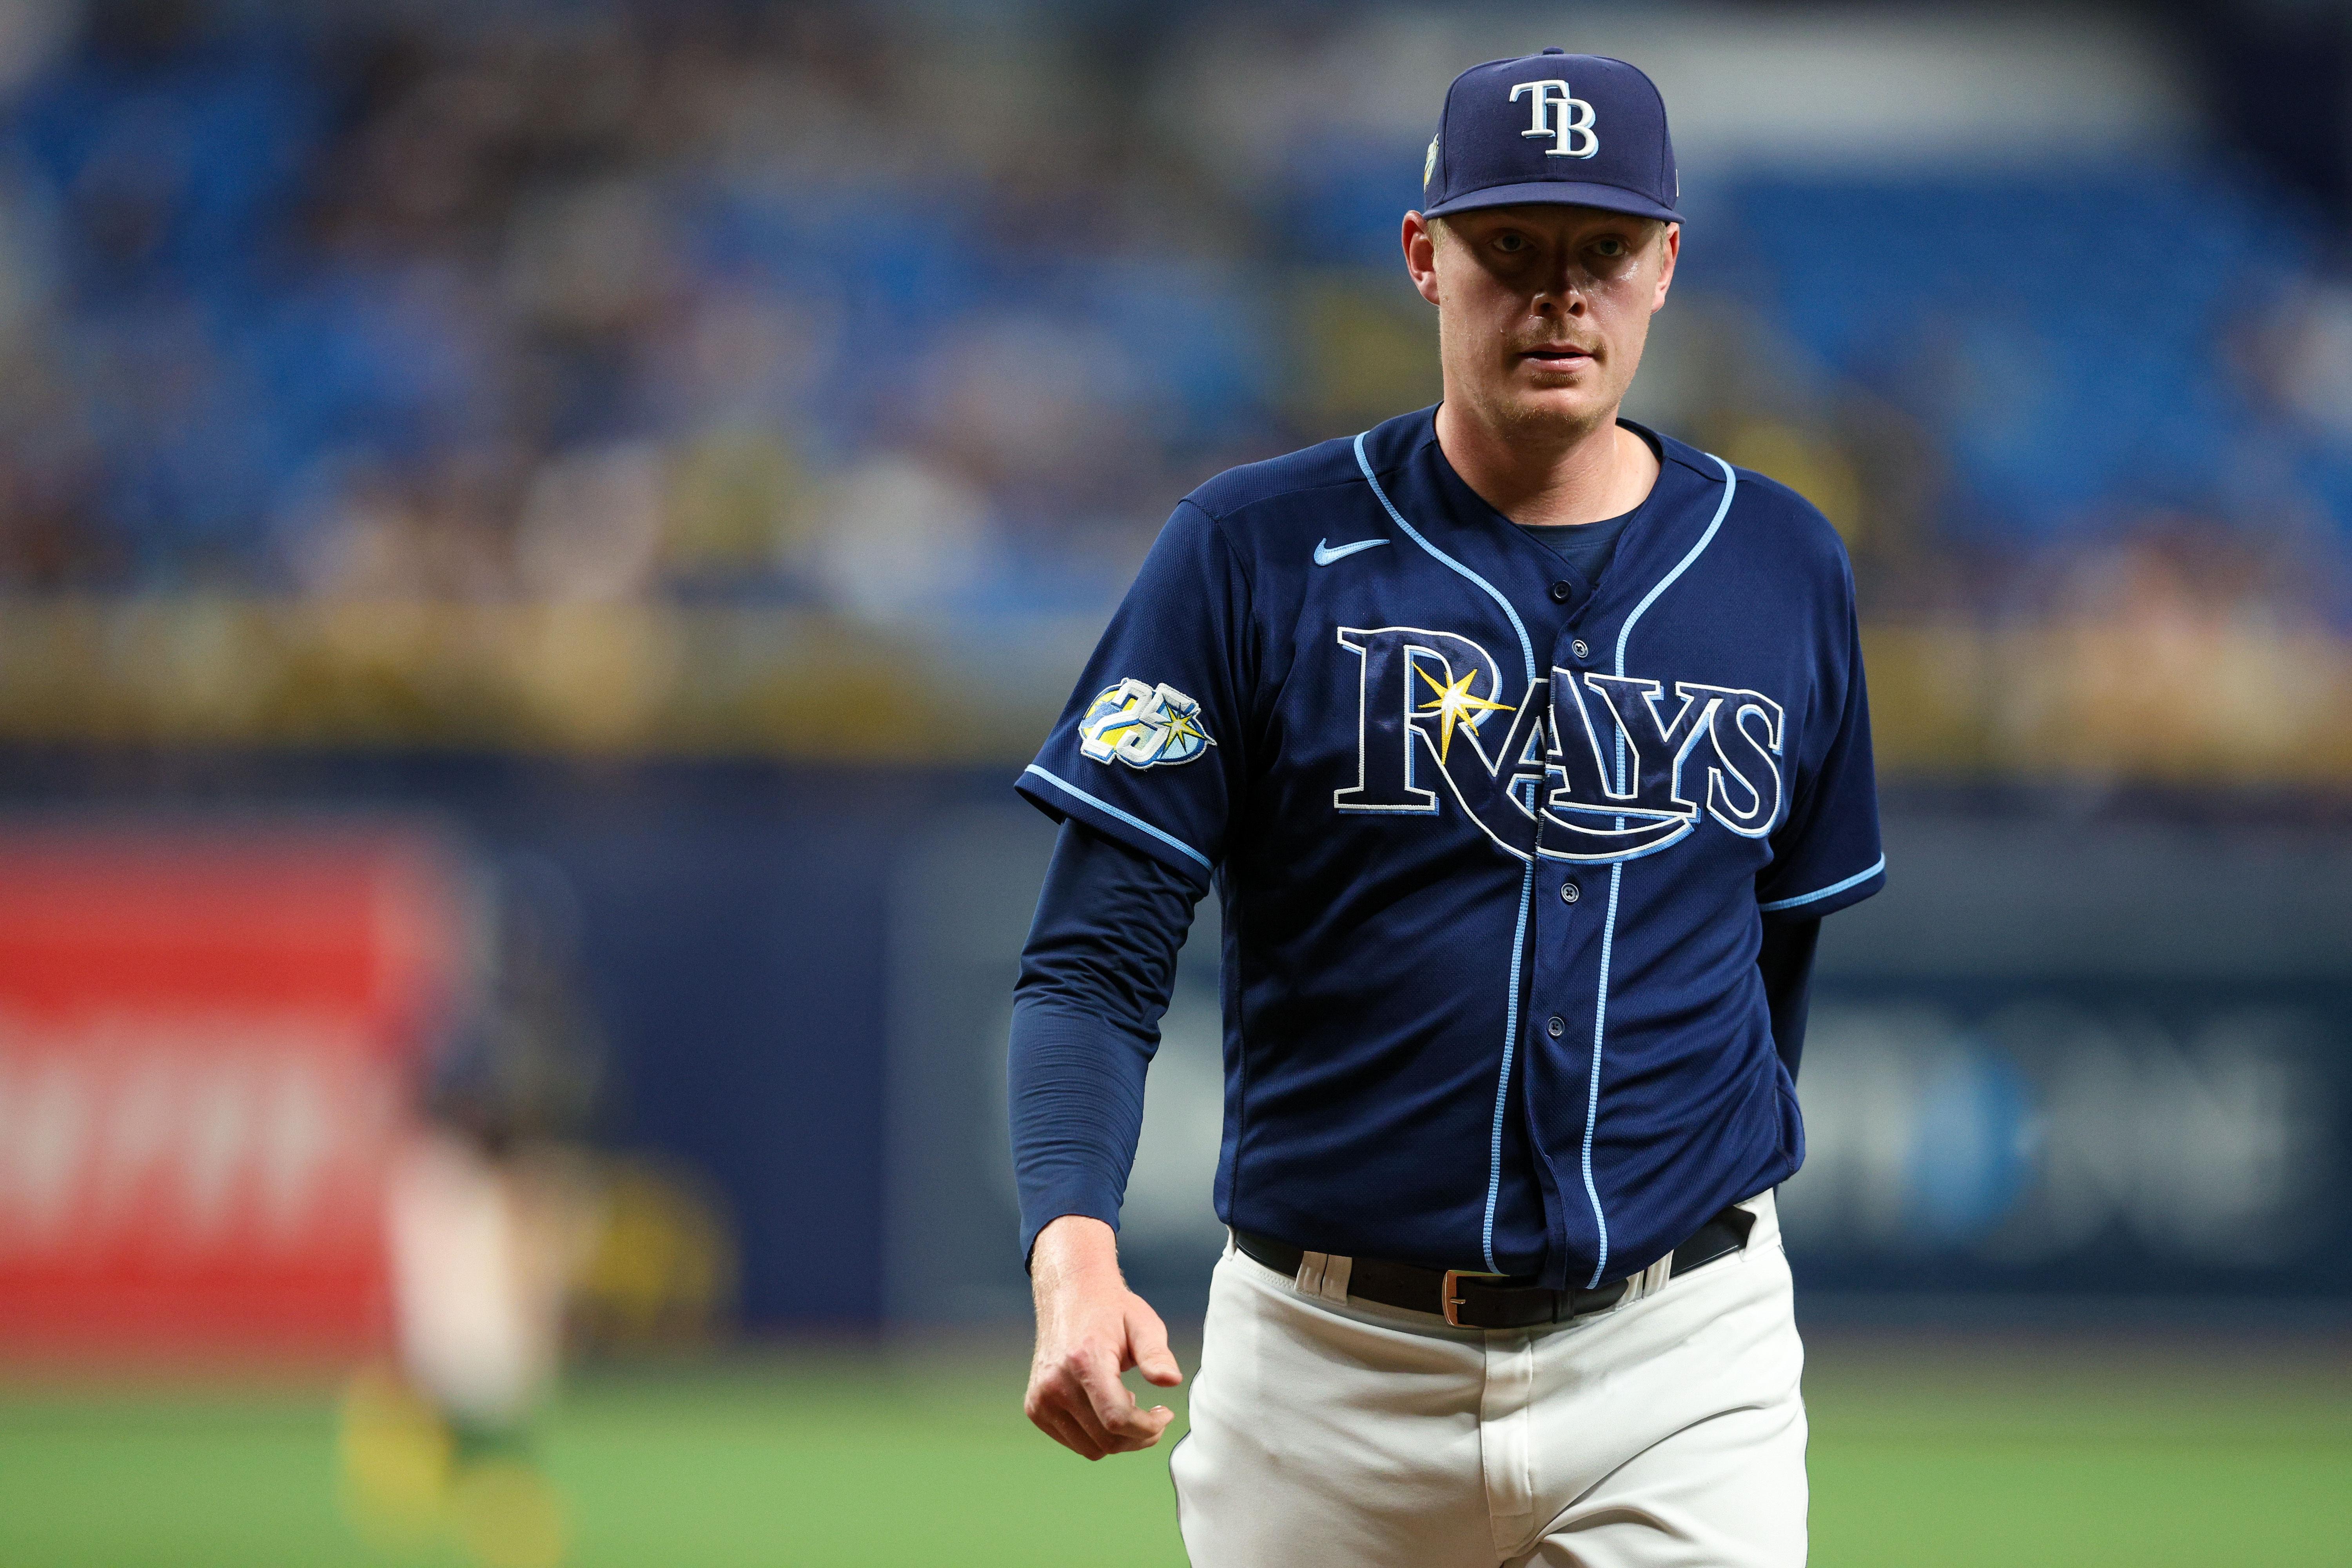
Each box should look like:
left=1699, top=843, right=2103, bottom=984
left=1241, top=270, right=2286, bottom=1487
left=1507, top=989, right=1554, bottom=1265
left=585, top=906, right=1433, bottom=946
left=1519, top=587, right=1612, bottom=1291
left=1437, top=465, right=1626, bottom=1288
left=1501, top=474, right=1690, bottom=1291
left=1445, top=504, right=1633, bottom=1291
left=1523, top=457, right=1744, bottom=1288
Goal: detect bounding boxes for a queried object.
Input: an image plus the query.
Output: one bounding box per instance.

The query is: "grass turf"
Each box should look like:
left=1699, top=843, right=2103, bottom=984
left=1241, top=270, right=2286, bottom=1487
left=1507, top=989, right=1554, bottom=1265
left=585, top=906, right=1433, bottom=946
left=0, top=1334, right=2344, bottom=1566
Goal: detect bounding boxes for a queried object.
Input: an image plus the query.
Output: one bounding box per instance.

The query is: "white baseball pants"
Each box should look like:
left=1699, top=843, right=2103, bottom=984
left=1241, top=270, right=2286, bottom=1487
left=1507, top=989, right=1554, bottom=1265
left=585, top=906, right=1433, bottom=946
left=1170, top=1191, right=1806, bottom=1568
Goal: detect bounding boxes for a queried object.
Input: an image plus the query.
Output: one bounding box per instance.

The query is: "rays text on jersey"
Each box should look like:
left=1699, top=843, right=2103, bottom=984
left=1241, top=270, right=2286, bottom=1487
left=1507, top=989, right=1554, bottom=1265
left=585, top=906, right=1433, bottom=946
left=1333, top=625, right=1783, bottom=864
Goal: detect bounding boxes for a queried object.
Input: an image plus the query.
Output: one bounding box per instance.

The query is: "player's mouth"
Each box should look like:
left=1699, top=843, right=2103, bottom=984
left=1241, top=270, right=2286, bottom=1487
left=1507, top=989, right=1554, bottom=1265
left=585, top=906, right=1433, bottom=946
left=1519, top=344, right=1596, bottom=369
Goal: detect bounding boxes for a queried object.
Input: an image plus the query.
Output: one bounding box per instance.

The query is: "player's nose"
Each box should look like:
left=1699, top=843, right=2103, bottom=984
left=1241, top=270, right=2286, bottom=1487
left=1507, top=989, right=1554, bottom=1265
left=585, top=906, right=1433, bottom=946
left=1532, top=285, right=1585, bottom=317
left=1534, top=262, right=1584, bottom=313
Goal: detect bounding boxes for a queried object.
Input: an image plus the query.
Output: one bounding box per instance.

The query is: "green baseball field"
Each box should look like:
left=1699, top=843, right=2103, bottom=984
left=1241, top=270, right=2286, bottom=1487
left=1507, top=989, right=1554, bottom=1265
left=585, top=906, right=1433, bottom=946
left=2, top=1332, right=2345, bottom=1567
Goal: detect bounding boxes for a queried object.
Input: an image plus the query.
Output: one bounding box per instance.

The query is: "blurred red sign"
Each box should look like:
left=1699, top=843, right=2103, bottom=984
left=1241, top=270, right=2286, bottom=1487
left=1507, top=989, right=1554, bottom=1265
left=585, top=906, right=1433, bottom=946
left=0, top=824, right=468, bottom=1357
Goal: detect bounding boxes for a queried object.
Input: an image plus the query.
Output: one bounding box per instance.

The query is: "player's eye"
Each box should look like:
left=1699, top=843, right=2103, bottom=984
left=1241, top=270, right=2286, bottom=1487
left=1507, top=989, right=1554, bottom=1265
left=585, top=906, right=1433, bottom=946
left=1493, top=231, right=1529, bottom=254
left=1589, top=236, right=1627, bottom=259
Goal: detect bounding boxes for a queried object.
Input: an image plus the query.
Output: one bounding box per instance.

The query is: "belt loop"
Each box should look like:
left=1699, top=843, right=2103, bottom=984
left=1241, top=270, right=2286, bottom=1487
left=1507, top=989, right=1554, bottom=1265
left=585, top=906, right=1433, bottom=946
left=1622, top=1251, right=1674, bottom=1305
left=1294, top=1250, right=1354, bottom=1303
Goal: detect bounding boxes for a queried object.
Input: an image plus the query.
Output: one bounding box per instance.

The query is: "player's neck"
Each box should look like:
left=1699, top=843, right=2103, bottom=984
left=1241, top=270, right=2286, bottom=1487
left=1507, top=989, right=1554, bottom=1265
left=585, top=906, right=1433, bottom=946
left=1434, top=401, right=1659, bottom=528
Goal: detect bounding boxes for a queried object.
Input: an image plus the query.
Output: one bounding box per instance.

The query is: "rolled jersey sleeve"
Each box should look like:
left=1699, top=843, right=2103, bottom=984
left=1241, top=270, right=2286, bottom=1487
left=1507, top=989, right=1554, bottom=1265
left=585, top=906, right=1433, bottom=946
left=1017, top=499, right=1253, bottom=890
left=1756, top=582, right=1885, bottom=920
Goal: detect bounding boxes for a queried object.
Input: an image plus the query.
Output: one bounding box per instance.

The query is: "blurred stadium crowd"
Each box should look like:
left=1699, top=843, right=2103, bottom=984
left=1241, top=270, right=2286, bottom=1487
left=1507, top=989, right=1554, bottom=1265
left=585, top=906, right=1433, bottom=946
left=0, top=0, right=1283, bottom=619
left=0, top=0, right=2343, bottom=640
left=0, top=0, right=2336, bottom=779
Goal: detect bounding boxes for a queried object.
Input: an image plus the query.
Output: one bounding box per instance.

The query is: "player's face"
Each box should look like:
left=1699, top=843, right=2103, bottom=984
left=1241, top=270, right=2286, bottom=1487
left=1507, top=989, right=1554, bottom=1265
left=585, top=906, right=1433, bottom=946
left=1403, top=205, right=1678, bottom=443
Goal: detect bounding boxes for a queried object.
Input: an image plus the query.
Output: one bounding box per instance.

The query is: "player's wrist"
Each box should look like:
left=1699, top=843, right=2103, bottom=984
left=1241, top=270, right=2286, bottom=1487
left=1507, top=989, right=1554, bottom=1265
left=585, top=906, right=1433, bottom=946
left=1029, top=1214, right=1124, bottom=1298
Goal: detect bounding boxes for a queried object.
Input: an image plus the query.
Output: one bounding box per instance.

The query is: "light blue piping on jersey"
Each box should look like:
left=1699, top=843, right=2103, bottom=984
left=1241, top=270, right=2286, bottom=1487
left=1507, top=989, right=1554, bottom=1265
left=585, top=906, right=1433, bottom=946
left=1759, top=854, right=1886, bottom=912
left=1354, top=430, right=1533, bottom=1274
left=1581, top=453, right=1740, bottom=1288
left=1487, top=862, right=1534, bottom=1272
left=1021, top=765, right=1214, bottom=871
left=1354, top=433, right=1536, bottom=677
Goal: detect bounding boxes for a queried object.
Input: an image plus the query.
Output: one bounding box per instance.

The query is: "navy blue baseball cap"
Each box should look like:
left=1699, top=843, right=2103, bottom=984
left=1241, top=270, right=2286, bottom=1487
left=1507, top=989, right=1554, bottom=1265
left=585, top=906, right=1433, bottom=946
left=1421, top=47, right=1680, bottom=225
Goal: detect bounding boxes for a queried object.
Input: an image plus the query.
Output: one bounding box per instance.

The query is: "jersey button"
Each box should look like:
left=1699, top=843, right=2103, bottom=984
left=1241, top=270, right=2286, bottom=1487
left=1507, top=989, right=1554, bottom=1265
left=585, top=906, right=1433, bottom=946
left=1570, top=638, right=1590, bottom=661
left=1560, top=880, right=1580, bottom=904
left=1548, top=580, right=1574, bottom=604
left=1546, top=1016, right=1566, bottom=1038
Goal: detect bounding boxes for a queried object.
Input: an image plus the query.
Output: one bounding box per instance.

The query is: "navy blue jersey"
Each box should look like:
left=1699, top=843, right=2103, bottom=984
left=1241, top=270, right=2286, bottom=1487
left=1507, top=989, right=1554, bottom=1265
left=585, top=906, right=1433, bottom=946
left=1017, top=407, right=1884, bottom=1290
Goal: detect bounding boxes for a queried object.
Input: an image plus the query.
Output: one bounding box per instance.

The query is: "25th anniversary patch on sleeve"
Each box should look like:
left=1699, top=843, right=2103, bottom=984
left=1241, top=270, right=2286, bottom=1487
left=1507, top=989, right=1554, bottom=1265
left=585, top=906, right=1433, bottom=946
left=1078, top=679, right=1217, bottom=769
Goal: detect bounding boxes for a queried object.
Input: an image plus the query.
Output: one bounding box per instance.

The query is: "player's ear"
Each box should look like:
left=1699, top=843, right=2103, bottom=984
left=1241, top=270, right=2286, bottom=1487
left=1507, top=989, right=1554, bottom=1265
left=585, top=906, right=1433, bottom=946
left=1651, top=221, right=1679, bottom=312
left=1403, top=212, right=1442, bottom=307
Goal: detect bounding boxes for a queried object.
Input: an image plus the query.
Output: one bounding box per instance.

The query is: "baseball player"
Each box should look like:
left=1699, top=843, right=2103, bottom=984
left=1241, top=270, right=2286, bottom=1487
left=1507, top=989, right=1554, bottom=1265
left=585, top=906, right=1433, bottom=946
left=1009, top=48, right=1882, bottom=1567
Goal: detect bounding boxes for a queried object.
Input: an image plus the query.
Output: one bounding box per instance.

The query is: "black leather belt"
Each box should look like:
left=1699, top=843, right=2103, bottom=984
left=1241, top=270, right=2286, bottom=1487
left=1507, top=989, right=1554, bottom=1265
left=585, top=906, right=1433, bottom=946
left=1234, top=1203, right=1756, bottom=1330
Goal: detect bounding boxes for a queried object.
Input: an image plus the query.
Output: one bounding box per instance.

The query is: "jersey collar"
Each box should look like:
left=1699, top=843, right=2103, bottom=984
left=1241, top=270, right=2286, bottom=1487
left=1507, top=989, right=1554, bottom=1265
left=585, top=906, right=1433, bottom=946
left=1359, top=405, right=1730, bottom=637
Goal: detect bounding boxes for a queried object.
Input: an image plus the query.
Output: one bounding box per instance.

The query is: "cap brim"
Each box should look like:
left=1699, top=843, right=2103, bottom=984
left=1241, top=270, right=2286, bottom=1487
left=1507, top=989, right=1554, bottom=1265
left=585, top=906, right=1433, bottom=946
left=1421, top=180, right=1680, bottom=225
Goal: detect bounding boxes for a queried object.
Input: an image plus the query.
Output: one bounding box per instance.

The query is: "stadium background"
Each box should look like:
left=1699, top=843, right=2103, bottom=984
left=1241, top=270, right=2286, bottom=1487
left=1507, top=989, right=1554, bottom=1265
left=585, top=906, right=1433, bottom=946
left=0, top=0, right=2346, bottom=1563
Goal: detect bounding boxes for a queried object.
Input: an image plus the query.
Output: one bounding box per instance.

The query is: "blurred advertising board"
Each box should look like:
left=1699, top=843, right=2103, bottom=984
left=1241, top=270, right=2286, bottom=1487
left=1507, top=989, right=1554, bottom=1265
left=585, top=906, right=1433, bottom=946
left=1786, top=815, right=2352, bottom=1307
left=1785, top=986, right=2345, bottom=1297
left=0, top=758, right=918, bottom=1332
left=0, top=824, right=470, bottom=1357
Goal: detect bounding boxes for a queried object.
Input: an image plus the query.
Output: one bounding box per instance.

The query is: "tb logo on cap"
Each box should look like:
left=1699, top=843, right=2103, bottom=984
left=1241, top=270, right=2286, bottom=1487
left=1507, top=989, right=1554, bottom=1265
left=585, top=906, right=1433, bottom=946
left=1510, top=80, right=1598, bottom=158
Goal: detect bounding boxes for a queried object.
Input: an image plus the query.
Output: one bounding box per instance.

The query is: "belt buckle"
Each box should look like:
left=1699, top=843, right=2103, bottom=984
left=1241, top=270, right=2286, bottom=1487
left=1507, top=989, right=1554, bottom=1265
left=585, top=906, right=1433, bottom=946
left=1440, top=1269, right=1507, bottom=1327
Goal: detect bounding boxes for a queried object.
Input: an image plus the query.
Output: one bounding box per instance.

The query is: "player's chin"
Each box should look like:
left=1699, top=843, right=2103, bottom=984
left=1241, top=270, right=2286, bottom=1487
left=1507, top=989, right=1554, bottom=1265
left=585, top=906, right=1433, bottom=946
left=1497, top=381, right=1610, bottom=430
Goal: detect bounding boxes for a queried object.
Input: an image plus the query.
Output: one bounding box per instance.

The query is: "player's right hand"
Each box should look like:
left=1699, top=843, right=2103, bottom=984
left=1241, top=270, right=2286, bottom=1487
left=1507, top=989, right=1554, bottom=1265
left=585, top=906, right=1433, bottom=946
left=1024, top=1215, right=1183, bottom=1460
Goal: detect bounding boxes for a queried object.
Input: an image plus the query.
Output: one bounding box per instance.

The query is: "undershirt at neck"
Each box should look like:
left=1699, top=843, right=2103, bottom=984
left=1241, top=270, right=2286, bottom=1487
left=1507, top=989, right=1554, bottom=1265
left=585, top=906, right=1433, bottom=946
left=1519, top=504, right=1638, bottom=585
left=1502, top=419, right=1662, bottom=588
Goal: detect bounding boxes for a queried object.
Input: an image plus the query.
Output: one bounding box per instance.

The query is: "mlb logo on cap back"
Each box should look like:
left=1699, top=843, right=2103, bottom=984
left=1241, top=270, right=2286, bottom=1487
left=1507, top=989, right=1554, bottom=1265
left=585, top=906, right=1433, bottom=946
left=1422, top=47, right=1681, bottom=224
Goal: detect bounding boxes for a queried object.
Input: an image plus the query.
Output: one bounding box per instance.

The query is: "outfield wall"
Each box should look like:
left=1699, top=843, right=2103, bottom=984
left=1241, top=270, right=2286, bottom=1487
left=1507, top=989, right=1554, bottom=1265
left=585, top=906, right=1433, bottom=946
left=0, top=750, right=2344, bottom=1343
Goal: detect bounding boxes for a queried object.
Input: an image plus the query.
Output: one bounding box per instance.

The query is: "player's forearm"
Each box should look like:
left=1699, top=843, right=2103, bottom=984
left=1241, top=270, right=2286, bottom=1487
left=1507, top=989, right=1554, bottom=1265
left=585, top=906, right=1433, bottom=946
left=1008, top=992, right=1152, bottom=1263
left=1009, top=821, right=1201, bottom=1264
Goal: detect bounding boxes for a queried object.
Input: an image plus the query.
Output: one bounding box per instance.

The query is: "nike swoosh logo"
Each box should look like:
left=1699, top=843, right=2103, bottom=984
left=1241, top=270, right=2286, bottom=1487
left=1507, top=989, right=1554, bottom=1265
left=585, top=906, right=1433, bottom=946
left=1313, top=537, right=1390, bottom=566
